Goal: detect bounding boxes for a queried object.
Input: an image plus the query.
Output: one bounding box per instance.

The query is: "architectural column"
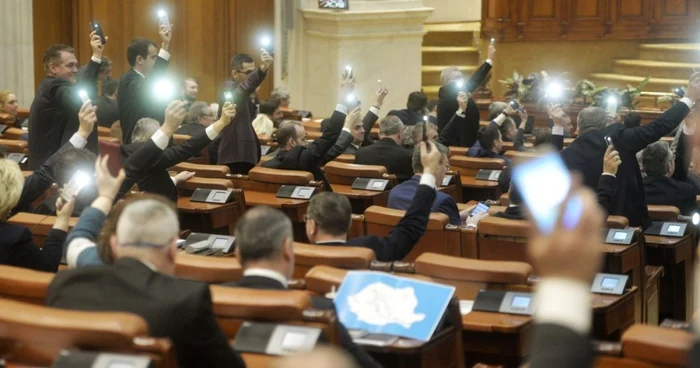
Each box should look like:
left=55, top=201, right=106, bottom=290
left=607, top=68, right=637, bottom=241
left=0, top=0, right=35, bottom=107
left=281, top=0, right=433, bottom=114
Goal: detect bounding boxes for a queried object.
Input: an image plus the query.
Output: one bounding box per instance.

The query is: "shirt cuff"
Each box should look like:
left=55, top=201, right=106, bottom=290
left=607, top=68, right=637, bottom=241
left=369, top=106, right=380, bottom=116
left=66, top=238, right=97, bottom=269
left=171, top=176, right=178, bottom=186
left=69, top=133, right=88, bottom=148
left=335, top=104, right=348, bottom=115
left=342, top=127, right=352, bottom=134
left=683, top=121, right=696, bottom=136
left=680, top=97, right=694, bottom=110
left=534, top=278, right=592, bottom=335
left=601, top=173, right=616, bottom=178
left=485, top=59, right=493, bottom=65
left=552, top=126, right=564, bottom=136
left=456, top=110, right=466, bottom=118
left=151, top=129, right=169, bottom=150
left=419, top=173, right=437, bottom=189
left=205, top=124, right=219, bottom=140
left=91, top=56, right=102, bottom=64
left=158, top=49, right=171, bottom=60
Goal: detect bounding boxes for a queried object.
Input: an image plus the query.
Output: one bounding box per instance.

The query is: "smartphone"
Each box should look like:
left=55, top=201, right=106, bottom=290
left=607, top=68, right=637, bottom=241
left=422, top=116, right=429, bottom=143
left=673, top=87, right=685, bottom=98
left=343, top=65, right=353, bottom=79
left=88, top=22, right=107, bottom=45
left=512, top=151, right=579, bottom=234
left=524, top=116, right=535, bottom=134
left=378, top=79, right=384, bottom=90
left=60, top=171, right=91, bottom=202
left=157, top=10, right=172, bottom=33
left=509, top=100, right=521, bottom=111
left=490, top=38, right=495, bottom=46
left=470, top=202, right=490, bottom=216
left=78, top=90, right=90, bottom=104
left=604, top=136, right=614, bottom=149
left=345, top=94, right=360, bottom=109
left=224, top=91, right=234, bottom=103
left=260, top=36, right=275, bottom=56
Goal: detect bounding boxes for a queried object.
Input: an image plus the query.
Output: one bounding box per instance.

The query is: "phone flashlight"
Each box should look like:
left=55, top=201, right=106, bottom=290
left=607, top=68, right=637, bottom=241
left=490, top=38, right=495, bottom=46
left=224, top=91, right=233, bottom=103
left=154, top=79, right=174, bottom=101
left=157, top=9, right=171, bottom=33
left=78, top=90, right=90, bottom=104
left=60, top=170, right=91, bottom=201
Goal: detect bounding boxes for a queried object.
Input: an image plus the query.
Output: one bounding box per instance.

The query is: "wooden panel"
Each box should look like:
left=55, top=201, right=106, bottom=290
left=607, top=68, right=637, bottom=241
left=482, top=0, right=520, bottom=40
left=662, top=0, right=688, bottom=16
left=651, top=0, right=699, bottom=39
left=566, top=0, right=608, bottom=39
left=32, top=0, right=274, bottom=103
left=520, top=0, right=563, bottom=39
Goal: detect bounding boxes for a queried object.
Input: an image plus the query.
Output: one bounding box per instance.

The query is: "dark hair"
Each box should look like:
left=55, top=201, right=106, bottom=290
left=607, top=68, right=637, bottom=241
left=533, top=128, right=553, bottom=147
left=477, top=124, right=501, bottom=151
left=99, top=56, right=112, bottom=73
left=260, top=98, right=281, bottom=116
left=497, top=167, right=511, bottom=193
left=230, top=53, right=254, bottom=72
left=53, top=148, right=97, bottom=186
left=102, top=79, right=119, bottom=97
left=407, top=92, right=428, bottom=112
left=499, top=118, right=515, bottom=140
left=426, top=99, right=438, bottom=113
left=235, top=206, right=293, bottom=264
left=624, top=112, right=642, bottom=129
left=98, top=193, right=176, bottom=264
left=127, top=38, right=157, bottom=67
left=43, top=44, right=75, bottom=72
left=307, top=192, right=352, bottom=236
left=276, top=121, right=301, bottom=147
left=509, top=181, right=523, bottom=206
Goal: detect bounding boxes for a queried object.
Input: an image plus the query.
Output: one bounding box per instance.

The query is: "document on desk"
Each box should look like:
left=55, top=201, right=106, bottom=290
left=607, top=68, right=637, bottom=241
left=333, top=271, right=455, bottom=342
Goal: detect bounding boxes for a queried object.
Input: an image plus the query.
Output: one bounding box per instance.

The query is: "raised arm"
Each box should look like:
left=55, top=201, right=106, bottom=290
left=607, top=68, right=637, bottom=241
left=438, top=91, right=469, bottom=145
left=308, top=74, right=355, bottom=161
left=361, top=87, right=389, bottom=145
left=597, top=146, right=621, bottom=215
left=322, top=107, right=362, bottom=164
left=672, top=116, right=695, bottom=182
left=548, top=105, right=569, bottom=152
left=465, top=45, right=495, bottom=93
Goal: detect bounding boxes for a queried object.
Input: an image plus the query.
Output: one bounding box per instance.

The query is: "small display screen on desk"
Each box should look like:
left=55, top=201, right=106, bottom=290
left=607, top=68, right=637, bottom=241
left=511, top=296, right=531, bottom=309
left=601, top=277, right=618, bottom=290
left=297, top=188, right=312, bottom=197
left=212, top=192, right=228, bottom=201
left=281, top=331, right=307, bottom=350
left=613, top=231, right=627, bottom=240
left=372, top=181, right=384, bottom=188
left=668, top=225, right=681, bottom=233
left=212, top=238, right=229, bottom=249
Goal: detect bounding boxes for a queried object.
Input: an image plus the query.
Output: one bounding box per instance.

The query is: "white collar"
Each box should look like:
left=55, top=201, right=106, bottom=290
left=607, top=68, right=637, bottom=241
left=351, top=143, right=361, bottom=149
left=136, top=259, right=158, bottom=272
left=133, top=68, right=146, bottom=78
left=243, top=268, right=288, bottom=288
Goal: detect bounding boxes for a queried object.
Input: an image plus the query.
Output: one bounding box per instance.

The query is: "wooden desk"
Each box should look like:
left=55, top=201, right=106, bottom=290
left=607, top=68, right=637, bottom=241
left=241, top=191, right=310, bottom=242
left=459, top=177, right=500, bottom=202
left=644, top=234, right=694, bottom=321
left=602, top=242, right=642, bottom=323
left=461, top=311, right=532, bottom=368
left=176, top=197, right=239, bottom=235
left=591, top=287, right=637, bottom=340
left=6, top=213, right=78, bottom=247
left=330, top=184, right=390, bottom=214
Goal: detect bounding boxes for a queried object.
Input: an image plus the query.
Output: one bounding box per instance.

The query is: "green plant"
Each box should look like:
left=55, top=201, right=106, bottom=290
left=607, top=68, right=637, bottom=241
left=590, top=77, right=650, bottom=108
left=573, top=79, right=596, bottom=104
left=498, top=71, right=530, bottom=101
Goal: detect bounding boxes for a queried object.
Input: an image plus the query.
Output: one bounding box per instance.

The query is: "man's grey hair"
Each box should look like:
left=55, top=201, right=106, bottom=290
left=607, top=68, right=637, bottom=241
left=379, top=116, right=404, bottom=136
left=412, top=141, right=449, bottom=173
left=440, top=66, right=462, bottom=86
left=642, top=141, right=673, bottom=177
left=235, top=206, right=293, bottom=263
left=187, top=101, right=211, bottom=125
left=488, top=102, right=508, bottom=120
left=131, top=118, right=160, bottom=143
left=409, top=123, right=438, bottom=146
left=577, top=107, right=607, bottom=134
left=116, top=199, right=179, bottom=248
left=271, top=87, right=290, bottom=101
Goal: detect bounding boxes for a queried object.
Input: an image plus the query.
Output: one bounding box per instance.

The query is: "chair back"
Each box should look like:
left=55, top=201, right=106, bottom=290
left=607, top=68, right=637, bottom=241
left=0, top=139, right=27, bottom=153
left=0, top=265, right=53, bottom=305
left=476, top=216, right=530, bottom=263
left=449, top=156, right=505, bottom=176
left=175, top=253, right=242, bottom=283
left=177, top=177, right=234, bottom=196
left=232, top=167, right=323, bottom=193
left=293, top=242, right=376, bottom=279
left=334, top=154, right=355, bottom=164
left=323, top=161, right=395, bottom=186
left=7, top=213, right=78, bottom=247
left=647, top=205, right=680, bottom=222
left=1, top=128, right=25, bottom=140
left=171, top=162, right=231, bottom=179
left=503, top=150, right=542, bottom=164
left=447, top=146, right=469, bottom=158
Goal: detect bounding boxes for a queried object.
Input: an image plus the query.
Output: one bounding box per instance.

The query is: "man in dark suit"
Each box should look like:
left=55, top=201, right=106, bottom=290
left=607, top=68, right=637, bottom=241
left=28, top=32, right=104, bottom=170
left=222, top=206, right=382, bottom=368
left=561, top=76, right=699, bottom=228
left=387, top=91, right=427, bottom=126
left=216, top=52, right=273, bottom=174
left=77, top=56, right=113, bottom=99
left=642, top=117, right=699, bottom=215
left=119, top=100, right=236, bottom=202
left=305, top=142, right=439, bottom=262
left=436, top=44, right=495, bottom=147
left=342, top=87, right=388, bottom=154
left=176, top=101, right=214, bottom=136
left=355, top=116, right=414, bottom=182
left=388, top=142, right=467, bottom=226
left=118, top=23, right=172, bottom=144
left=46, top=198, right=245, bottom=368
left=95, top=78, right=120, bottom=128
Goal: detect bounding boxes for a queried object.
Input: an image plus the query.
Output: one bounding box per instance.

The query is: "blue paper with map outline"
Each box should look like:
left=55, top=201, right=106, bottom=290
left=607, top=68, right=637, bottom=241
left=333, top=271, right=455, bottom=341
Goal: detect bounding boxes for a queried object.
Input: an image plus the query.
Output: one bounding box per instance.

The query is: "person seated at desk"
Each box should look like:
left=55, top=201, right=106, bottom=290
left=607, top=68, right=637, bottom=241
left=0, top=90, right=26, bottom=129
left=47, top=198, right=246, bottom=368
left=642, top=117, right=699, bottom=215
left=327, top=86, right=387, bottom=154
left=387, top=91, right=428, bottom=126
left=251, top=98, right=283, bottom=140
left=466, top=124, right=512, bottom=166
left=355, top=115, right=414, bottom=182
left=175, top=101, right=214, bottom=136
left=305, top=142, right=439, bottom=262
left=388, top=141, right=468, bottom=226
left=222, top=207, right=383, bottom=368
left=119, top=100, right=236, bottom=202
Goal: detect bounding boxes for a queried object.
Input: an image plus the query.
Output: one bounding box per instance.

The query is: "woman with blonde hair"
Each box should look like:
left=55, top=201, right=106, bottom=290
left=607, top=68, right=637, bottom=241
left=0, top=90, right=25, bottom=128
left=0, top=158, right=73, bottom=271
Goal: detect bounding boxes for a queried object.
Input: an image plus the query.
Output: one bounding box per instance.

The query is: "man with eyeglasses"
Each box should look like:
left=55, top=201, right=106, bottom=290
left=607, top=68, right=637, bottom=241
left=28, top=31, right=105, bottom=170
left=214, top=51, right=273, bottom=174
left=46, top=198, right=246, bottom=368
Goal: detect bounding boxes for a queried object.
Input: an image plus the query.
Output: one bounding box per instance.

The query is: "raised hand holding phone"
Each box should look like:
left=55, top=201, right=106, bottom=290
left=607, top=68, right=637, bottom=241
left=603, top=145, right=621, bottom=176
left=420, top=141, right=440, bottom=174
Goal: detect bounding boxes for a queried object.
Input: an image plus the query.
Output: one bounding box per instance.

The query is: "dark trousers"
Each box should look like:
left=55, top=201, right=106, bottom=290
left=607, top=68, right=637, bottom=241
left=227, top=162, right=255, bottom=175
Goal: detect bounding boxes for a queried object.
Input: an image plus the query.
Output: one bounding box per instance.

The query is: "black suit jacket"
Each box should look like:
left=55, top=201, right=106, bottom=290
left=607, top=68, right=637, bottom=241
left=0, top=222, right=65, bottom=272
left=46, top=258, right=245, bottom=368
left=28, top=60, right=101, bottom=169
left=262, top=108, right=347, bottom=190
left=529, top=324, right=593, bottom=368
left=217, top=69, right=267, bottom=167
left=355, top=138, right=414, bottom=182
left=117, top=57, right=169, bottom=144
left=223, top=275, right=382, bottom=368
left=119, top=130, right=215, bottom=201
left=561, top=102, right=690, bottom=228
left=323, top=183, right=435, bottom=261
left=387, top=109, right=423, bottom=126
left=95, top=96, right=120, bottom=128
left=436, top=61, right=492, bottom=147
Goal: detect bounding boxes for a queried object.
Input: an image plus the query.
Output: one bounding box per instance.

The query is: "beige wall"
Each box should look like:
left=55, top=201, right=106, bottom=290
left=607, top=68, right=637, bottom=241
left=423, top=0, right=480, bottom=23
left=485, top=40, right=641, bottom=97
